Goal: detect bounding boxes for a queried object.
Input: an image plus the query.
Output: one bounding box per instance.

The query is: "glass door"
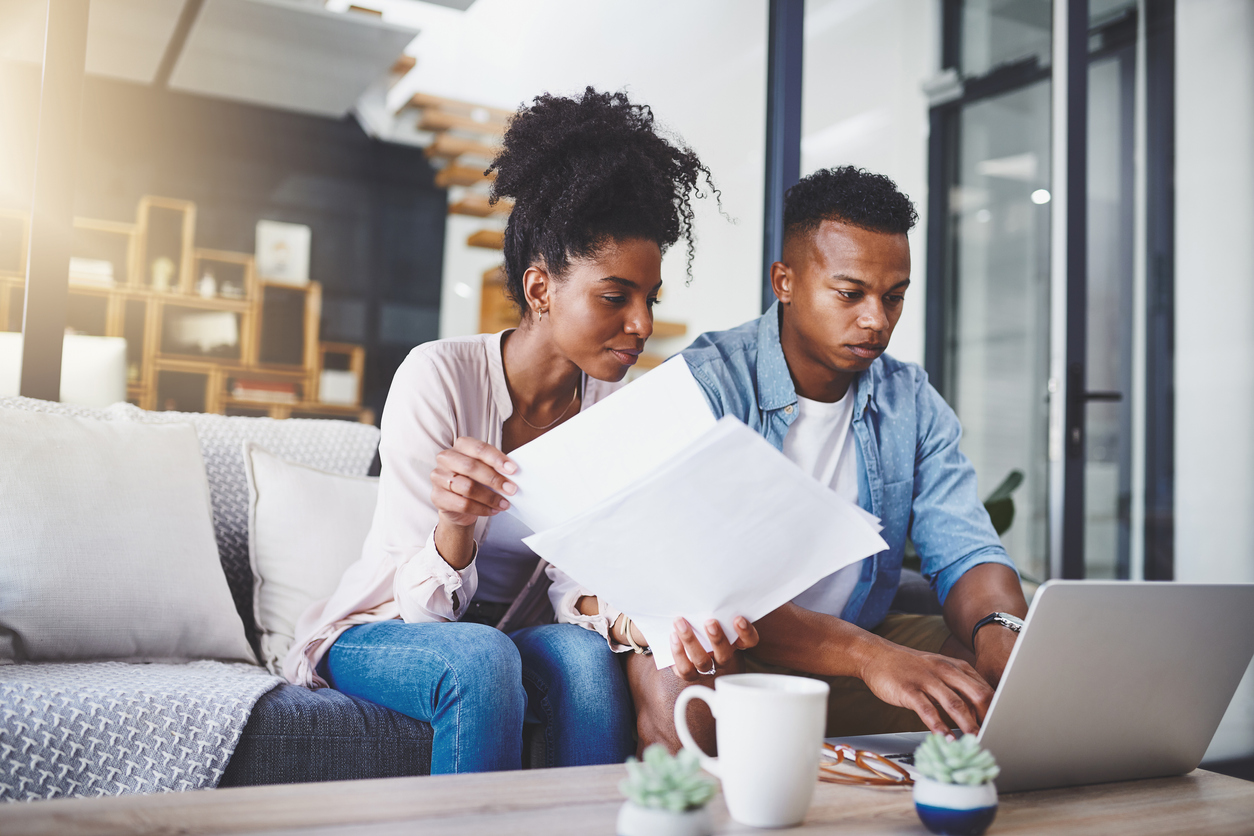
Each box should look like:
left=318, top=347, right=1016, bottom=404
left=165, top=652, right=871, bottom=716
left=1082, top=10, right=1136, bottom=578
left=946, top=79, right=1053, bottom=584
left=929, top=0, right=1142, bottom=582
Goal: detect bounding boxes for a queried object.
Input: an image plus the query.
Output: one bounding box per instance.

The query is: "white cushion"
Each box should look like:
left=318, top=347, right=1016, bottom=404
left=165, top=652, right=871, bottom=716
left=244, top=443, right=378, bottom=674
left=0, top=408, right=256, bottom=663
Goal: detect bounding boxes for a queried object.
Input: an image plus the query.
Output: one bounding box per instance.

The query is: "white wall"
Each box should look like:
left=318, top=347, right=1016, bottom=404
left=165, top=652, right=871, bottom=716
left=366, top=0, right=768, bottom=351
left=1175, top=0, right=1254, bottom=763
left=439, top=213, right=505, bottom=339
left=800, top=0, right=938, bottom=366
left=364, top=0, right=936, bottom=358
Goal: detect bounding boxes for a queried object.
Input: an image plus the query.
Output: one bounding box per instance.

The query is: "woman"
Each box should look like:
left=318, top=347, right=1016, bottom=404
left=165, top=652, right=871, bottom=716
left=285, top=88, right=756, bottom=774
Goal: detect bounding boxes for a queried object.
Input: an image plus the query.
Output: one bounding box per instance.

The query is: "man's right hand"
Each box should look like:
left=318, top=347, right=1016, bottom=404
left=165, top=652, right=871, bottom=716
left=754, top=603, right=993, bottom=737
left=858, top=642, right=993, bottom=736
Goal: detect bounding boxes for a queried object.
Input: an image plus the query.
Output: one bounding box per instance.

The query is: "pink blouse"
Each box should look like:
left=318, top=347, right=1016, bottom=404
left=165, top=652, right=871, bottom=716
left=283, top=331, right=629, bottom=688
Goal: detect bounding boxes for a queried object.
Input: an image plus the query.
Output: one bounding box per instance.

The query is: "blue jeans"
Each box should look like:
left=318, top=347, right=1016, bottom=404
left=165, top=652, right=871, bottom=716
left=512, top=623, right=636, bottom=769
left=323, top=620, right=634, bottom=774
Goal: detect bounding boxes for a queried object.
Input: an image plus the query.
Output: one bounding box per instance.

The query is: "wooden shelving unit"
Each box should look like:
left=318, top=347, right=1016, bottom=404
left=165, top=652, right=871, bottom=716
left=0, top=198, right=373, bottom=424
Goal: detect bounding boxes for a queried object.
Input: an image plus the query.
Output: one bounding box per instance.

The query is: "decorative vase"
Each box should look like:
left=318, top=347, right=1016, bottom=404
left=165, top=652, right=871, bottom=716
left=197, top=271, right=217, bottom=298
left=616, top=801, right=713, bottom=836
left=912, top=776, right=998, bottom=836
left=151, top=257, right=175, bottom=293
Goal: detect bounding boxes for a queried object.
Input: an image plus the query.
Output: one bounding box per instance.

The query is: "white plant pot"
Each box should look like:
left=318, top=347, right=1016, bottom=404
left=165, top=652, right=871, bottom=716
left=912, top=776, right=998, bottom=836
left=616, top=801, right=713, bottom=836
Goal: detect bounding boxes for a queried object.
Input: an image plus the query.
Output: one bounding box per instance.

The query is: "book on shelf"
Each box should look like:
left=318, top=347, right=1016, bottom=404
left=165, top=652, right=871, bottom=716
left=231, top=379, right=299, bottom=403
left=68, top=257, right=115, bottom=287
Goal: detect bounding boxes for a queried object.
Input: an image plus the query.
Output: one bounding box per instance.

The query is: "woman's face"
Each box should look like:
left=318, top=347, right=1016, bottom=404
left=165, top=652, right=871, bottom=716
left=544, top=237, right=662, bottom=382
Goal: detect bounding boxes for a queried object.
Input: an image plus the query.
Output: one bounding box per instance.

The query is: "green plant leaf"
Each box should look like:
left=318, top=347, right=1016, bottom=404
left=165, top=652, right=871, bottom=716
left=912, top=733, right=999, bottom=785
left=620, top=744, right=717, bottom=810
left=984, top=469, right=1025, bottom=504
left=984, top=497, right=1015, bottom=536
left=982, top=469, right=1024, bottom=536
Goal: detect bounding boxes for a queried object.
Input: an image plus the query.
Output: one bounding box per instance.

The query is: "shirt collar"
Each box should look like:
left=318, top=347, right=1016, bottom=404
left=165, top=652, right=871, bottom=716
left=755, top=301, right=877, bottom=418
left=487, top=329, right=515, bottom=419
left=755, top=302, right=798, bottom=412
left=854, top=359, right=876, bottom=418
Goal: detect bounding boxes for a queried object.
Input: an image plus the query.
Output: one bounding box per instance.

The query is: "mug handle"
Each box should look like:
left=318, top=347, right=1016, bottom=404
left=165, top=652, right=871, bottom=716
left=673, top=684, right=720, bottom=777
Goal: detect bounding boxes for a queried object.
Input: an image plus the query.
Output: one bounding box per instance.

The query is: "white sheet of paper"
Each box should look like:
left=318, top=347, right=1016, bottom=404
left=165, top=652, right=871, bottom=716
left=505, top=357, right=716, bottom=533
left=523, top=417, right=889, bottom=668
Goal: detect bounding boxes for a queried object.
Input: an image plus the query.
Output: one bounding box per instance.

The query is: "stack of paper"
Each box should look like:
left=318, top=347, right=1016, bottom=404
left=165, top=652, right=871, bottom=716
left=507, top=357, right=887, bottom=668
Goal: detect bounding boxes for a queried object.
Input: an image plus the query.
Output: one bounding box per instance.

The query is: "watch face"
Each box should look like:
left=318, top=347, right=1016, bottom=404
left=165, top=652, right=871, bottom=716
left=997, top=614, right=1024, bottom=631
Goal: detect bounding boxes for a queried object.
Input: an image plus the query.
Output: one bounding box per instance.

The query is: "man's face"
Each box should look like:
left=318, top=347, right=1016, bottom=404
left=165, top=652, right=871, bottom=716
left=773, top=219, right=911, bottom=380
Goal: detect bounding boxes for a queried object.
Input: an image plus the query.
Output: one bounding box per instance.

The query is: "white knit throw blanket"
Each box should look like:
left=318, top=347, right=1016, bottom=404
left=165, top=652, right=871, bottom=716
left=0, top=661, right=281, bottom=801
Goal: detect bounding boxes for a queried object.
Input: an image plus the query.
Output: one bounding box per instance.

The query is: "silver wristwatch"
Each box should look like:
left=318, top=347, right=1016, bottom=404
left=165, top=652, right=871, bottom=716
left=971, top=612, right=1024, bottom=649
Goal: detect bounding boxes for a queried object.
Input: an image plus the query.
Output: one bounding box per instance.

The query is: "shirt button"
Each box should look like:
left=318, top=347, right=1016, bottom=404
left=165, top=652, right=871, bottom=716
left=784, top=405, right=794, bottom=414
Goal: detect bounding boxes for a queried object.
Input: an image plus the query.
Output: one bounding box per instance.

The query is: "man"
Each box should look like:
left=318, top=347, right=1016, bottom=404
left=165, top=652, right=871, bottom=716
left=630, top=166, right=1028, bottom=748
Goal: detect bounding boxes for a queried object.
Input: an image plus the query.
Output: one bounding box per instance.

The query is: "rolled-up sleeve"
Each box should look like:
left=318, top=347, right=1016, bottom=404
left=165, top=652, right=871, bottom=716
left=394, top=533, right=478, bottom=622
left=909, top=378, right=1019, bottom=605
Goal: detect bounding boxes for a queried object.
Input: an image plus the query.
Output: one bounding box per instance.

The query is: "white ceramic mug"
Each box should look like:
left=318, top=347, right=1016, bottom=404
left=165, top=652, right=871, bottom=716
left=674, top=673, right=829, bottom=828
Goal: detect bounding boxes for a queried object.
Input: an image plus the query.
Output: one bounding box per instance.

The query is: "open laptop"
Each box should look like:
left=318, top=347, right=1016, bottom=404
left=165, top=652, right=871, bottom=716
left=830, top=581, right=1254, bottom=792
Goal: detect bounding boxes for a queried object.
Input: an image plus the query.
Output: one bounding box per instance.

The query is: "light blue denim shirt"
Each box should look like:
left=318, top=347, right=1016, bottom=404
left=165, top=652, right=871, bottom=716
left=680, top=303, right=1016, bottom=631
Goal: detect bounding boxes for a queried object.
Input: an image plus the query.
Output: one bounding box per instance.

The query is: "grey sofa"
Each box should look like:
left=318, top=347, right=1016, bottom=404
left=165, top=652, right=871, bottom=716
left=4, top=395, right=927, bottom=796
left=152, top=404, right=441, bottom=785
left=1, top=397, right=437, bottom=789
left=221, top=674, right=434, bottom=785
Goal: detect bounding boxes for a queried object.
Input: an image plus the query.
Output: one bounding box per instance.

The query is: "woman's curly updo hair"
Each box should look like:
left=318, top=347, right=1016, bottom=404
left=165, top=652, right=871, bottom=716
left=487, top=87, right=716, bottom=316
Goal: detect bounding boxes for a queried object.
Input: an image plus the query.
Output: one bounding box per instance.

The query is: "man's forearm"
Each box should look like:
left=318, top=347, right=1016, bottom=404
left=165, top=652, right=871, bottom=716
left=756, top=601, right=999, bottom=737
left=941, top=563, right=1028, bottom=652
left=752, top=603, right=889, bottom=678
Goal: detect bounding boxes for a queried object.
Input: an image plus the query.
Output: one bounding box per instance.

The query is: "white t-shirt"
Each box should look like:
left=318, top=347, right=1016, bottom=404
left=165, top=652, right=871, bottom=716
left=781, top=391, right=866, bottom=618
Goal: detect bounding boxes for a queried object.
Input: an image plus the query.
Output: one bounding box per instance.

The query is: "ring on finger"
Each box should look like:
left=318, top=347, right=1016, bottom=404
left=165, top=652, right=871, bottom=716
left=696, top=661, right=716, bottom=676
left=447, top=476, right=455, bottom=492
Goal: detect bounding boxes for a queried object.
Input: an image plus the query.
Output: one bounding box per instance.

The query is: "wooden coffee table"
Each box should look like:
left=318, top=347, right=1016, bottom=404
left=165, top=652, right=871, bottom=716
left=1, top=765, right=1251, bottom=835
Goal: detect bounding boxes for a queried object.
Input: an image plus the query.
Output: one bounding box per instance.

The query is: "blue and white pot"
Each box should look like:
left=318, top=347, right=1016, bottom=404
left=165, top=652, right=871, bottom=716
left=912, top=776, right=998, bottom=836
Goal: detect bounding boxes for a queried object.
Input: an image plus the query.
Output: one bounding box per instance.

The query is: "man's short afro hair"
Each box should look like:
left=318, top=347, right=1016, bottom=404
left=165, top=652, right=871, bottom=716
left=487, top=87, right=716, bottom=315
left=783, top=166, right=918, bottom=245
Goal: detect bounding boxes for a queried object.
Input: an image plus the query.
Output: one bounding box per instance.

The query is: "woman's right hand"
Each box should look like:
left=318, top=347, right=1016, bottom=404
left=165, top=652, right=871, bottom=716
left=430, top=437, right=518, bottom=528
left=671, top=616, right=760, bottom=683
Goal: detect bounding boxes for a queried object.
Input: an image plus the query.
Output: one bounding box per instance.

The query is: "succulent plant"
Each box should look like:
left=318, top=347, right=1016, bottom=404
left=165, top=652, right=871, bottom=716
left=913, top=733, right=1000, bottom=786
left=619, top=744, right=718, bottom=813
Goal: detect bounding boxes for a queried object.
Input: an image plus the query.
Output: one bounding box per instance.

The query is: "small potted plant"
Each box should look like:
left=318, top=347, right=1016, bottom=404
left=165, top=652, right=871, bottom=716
left=911, top=733, right=1001, bottom=836
left=617, top=744, right=718, bottom=836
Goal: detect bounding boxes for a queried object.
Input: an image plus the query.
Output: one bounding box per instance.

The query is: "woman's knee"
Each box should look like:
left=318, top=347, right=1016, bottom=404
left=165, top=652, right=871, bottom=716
left=331, top=620, right=524, bottom=709
left=439, top=622, right=524, bottom=694
left=515, top=624, right=628, bottom=702
left=514, top=624, right=614, bottom=675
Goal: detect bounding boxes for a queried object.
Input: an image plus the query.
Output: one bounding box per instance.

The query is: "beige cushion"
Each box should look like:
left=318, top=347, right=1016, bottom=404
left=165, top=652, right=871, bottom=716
left=0, top=408, right=255, bottom=663
left=244, top=443, right=378, bottom=674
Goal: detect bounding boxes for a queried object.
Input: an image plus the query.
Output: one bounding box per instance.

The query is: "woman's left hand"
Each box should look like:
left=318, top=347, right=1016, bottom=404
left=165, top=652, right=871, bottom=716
left=671, top=616, right=759, bottom=683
